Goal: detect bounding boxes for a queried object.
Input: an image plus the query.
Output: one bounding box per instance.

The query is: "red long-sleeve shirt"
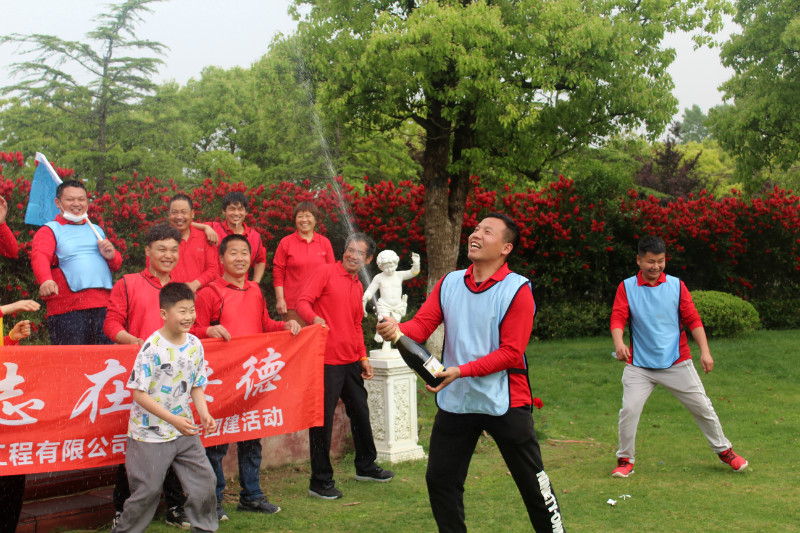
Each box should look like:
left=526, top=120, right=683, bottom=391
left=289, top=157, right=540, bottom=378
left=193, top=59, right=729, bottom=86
left=104, top=269, right=169, bottom=342
left=0, top=222, right=19, bottom=258
left=272, top=231, right=335, bottom=309
left=399, top=263, right=535, bottom=408
left=168, top=227, right=218, bottom=289
left=31, top=215, right=123, bottom=317
left=192, top=277, right=285, bottom=338
left=296, top=262, right=366, bottom=365
left=609, top=270, right=704, bottom=365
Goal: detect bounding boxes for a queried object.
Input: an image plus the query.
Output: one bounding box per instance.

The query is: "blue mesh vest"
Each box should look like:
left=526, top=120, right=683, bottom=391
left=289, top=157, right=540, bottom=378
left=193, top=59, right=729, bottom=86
left=437, top=269, right=531, bottom=416
left=624, top=274, right=681, bottom=369
left=45, top=221, right=113, bottom=292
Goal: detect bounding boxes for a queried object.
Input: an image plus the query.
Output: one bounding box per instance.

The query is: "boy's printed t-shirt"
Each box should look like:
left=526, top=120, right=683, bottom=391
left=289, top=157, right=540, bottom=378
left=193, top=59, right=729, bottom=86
left=126, top=331, right=208, bottom=443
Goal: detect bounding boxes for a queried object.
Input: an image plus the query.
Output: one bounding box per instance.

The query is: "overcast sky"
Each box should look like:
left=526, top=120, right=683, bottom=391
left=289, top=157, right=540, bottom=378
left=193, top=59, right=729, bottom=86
left=1, top=0, right=735, bottom=123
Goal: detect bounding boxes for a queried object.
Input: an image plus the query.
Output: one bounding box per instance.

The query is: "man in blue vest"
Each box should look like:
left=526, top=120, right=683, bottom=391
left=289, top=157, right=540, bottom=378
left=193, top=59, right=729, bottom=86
left=377, top=213, right=564, bottom=533
left=32, top=179, right=122, bottom=345
left=610, top=235, right=747, bottom=477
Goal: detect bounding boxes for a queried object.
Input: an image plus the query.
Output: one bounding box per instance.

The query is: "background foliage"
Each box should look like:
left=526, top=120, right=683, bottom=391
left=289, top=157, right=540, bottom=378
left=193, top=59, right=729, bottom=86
left=3, top=151, right=800, bottom=341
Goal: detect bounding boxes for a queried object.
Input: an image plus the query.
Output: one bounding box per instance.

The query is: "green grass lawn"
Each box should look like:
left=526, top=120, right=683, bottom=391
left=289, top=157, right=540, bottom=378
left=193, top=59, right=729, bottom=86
left=82, top=330, right=799, bottom=533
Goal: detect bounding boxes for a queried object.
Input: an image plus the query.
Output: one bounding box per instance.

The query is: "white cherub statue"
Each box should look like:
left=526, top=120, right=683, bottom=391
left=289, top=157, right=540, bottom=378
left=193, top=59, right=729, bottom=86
left=363, top=250, right=420, bottom=351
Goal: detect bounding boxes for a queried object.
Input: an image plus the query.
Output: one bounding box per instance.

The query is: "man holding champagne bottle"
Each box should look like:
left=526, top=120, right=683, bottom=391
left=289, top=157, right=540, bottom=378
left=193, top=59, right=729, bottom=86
left=377, top=212, right=565, bottom=533
left=297, top=233, right=395, bottom=500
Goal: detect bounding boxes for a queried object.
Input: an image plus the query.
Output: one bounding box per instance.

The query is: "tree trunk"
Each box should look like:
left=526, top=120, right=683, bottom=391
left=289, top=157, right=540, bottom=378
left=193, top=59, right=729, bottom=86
left=419, top=103, right=472, bottom=355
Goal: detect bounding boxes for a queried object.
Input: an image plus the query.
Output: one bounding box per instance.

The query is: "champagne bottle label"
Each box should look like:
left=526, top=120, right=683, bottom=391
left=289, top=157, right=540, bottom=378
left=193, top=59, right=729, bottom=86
left=423, top=354, right=444, bottom=376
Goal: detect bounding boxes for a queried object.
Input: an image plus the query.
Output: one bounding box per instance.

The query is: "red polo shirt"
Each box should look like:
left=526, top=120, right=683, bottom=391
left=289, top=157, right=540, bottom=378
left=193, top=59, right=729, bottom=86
left=610, top=270, right=704, bottom=365
left=399, top=263, right=535, bottom=408
left=192, top=277, right=285, bottom=338
left=296, top=262, right=366, bottom=365
left=0, top=222, right=19, bottom=258
left=273, top=231, right=335, bottom=309
left=104, top=269, right=170, bottom=342
left=168, top=227, right=218, bottom=289
left=203, top=220, right=267, bottom=270
left=31, top=215, right=123, bottom=317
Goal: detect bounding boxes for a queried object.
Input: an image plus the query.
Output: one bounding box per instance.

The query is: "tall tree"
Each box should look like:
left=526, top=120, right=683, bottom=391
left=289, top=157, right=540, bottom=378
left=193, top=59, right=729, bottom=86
left=293, top=0, right=731, bottom=292
left=1, top=0, right=166, bottom=192
left=677, top=104, right=711, bottom=143
left=708, top=0, right=800, bottom=185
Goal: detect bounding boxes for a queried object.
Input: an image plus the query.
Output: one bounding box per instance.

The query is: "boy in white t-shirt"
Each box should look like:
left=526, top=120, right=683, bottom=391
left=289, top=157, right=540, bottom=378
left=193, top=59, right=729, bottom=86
left=112, top=282, right=218, bottom=533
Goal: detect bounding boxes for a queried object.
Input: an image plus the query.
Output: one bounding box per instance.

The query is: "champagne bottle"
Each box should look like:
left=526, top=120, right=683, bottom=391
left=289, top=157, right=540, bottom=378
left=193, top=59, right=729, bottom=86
left=390, top=329, right=445, bottom=388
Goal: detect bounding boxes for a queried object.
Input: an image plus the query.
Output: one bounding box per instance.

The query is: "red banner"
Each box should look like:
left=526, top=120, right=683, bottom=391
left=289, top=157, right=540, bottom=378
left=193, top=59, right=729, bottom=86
left=0, top=325, right=327, bottom=475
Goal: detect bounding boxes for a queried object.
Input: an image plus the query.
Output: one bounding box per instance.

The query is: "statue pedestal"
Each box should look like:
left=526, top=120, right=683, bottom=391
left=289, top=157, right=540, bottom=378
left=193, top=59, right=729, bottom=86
left=364, top=349, right=426, bottom=463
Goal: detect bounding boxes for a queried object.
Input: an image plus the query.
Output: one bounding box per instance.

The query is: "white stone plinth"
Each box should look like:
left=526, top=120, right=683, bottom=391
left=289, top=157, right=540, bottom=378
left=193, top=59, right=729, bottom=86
left=364, top=349, right=426, bottom=463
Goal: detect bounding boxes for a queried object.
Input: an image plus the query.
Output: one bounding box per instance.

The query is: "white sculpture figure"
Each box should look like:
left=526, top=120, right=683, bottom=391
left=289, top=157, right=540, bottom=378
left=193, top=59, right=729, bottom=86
left=363, top=250, right=420, bottom=351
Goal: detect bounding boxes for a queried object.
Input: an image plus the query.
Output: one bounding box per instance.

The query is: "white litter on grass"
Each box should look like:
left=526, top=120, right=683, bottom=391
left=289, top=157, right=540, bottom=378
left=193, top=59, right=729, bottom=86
left=619, top=494, right=632, bottom=500
left=607, top=499, right=617, bottom=506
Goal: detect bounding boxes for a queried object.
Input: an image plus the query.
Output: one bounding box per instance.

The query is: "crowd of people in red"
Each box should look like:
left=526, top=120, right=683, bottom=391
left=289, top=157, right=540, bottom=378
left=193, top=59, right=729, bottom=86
left=0, top=182, right=375, bottom=533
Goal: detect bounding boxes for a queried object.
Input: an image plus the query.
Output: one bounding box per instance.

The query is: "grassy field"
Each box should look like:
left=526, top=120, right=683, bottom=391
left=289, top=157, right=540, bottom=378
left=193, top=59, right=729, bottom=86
left=80, top=330, right=799, bottom=533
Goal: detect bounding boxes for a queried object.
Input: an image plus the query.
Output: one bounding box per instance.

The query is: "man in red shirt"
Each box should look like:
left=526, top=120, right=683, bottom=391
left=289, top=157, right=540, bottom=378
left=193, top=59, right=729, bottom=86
left=609, top=235, right=747, bottom=477
left=103, top=224, right=190, bottom=529
left=31, top=180, right=122, bottom=345
left=166, top=194, right=217, bottom=292
left=296, top=233, right=394, bottom=500
left=105, top=225, right=182, bottom=344
left=192, top=234, right=300, bottom=521
left=193, top=191, right=268, bottom=283
left=377, top=213, right=564, bottom=533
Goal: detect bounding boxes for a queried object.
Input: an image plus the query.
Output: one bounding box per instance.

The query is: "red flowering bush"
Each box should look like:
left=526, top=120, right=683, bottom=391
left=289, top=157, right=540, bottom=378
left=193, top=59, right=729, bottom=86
left=3, top=151, right=800, bottom=340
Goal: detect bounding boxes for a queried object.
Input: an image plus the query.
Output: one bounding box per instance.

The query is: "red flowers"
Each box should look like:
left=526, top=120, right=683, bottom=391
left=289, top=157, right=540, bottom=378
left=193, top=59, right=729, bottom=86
left=1, top=151, right=800, bottom=318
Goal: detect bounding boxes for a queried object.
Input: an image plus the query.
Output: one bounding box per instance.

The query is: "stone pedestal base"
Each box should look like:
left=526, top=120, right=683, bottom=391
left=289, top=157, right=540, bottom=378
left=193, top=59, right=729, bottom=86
left=364, top=349, right=426, bottom=463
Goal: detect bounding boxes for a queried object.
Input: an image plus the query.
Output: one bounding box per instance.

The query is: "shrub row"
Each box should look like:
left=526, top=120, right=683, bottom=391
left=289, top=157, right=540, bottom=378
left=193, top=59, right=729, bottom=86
left=2, top=151, right=799, bottom=339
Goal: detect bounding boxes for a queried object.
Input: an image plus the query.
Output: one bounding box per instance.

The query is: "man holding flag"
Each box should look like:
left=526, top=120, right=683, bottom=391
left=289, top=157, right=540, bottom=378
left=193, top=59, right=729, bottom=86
left=31, top=177, right=122, bottom=344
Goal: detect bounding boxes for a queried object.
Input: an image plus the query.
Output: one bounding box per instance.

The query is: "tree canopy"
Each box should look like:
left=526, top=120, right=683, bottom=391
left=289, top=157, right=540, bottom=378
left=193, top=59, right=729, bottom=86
left=0, top=0, right=166, bottom=191
left=676, top=105, right=711, bottom=143
left=709, top=0, right=800, bottom=183
left=293, top=0, right=733, bottom=287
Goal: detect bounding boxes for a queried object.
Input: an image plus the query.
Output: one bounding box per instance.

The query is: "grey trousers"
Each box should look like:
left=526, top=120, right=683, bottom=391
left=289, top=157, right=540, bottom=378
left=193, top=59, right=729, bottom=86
left=617, top=360, right=732, bottom=461
left=113, top=436, right=218, bottom=533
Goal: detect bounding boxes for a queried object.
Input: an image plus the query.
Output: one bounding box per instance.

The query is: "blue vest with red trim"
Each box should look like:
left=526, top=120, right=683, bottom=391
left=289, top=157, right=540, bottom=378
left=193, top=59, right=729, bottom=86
left=624, top=274, right=681, bottom=369
left=437, top=269, right=531, bottom=416
left=45, top=221, right=113, bottom=292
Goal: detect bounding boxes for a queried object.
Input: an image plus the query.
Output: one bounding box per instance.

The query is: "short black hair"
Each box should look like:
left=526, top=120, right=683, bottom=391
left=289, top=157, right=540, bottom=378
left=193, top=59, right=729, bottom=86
left=169, top=193, right=193, bottom=211
left=222, top=191, right=249, bottom=211
left=292, top=201, right=320, bottom=222
left=638, top=235, right=666, bottom=256
left=219, top=233, right=251, bottom=256
left=145, top=224, right=182, bottom=247
left=159, top=282, right=195, bottom=310
left=485, top=212, right=520, bottom=257
left=344, top=232, right=376, bottom=259
left=56, top=179, right=87, bottom=199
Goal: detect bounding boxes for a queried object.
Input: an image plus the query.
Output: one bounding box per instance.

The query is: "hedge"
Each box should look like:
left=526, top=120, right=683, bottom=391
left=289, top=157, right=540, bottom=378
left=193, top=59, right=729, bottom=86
left=2, top=150, right=800, bottom=340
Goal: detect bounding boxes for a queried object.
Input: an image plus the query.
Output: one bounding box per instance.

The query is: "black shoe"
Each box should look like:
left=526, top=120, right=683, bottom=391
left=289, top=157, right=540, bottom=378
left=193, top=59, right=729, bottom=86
left=237, top=497, right=281, bottom=514
left=216, top=501, right=229, bottom=522
left=355, top=466, right=395, bottom=482
left=308, top=483, right=343, bottom=500
left=165, top=506, right=190, bottom=529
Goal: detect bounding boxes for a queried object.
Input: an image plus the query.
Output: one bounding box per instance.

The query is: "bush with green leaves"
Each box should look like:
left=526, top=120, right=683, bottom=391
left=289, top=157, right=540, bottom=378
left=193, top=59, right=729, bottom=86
left=692, top=291, right=760, bottom=337
left=749, top=299, right=800, bottom=330
left=532, top=301, right=612, bottom=340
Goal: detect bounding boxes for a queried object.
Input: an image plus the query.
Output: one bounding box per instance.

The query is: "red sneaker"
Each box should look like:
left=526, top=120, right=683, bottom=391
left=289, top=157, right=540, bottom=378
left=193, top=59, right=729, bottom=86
left=718, top=448, right=748, bottom=471
left=612, top=457, right=634, bottom=478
